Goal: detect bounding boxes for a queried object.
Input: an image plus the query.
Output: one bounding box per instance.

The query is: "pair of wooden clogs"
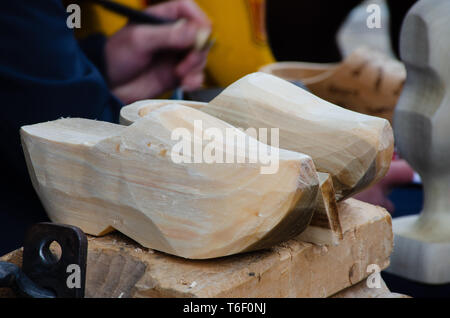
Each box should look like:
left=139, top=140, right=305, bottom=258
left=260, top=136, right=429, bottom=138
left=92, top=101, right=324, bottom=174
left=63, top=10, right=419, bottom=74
left=20, top=72, right=393, bottom=259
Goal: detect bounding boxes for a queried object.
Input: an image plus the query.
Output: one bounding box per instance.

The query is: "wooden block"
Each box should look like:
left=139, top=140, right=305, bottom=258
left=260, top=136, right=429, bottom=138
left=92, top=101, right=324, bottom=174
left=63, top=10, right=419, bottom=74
left=0, top=199, right=393, bottom=298
left=388, top=0, right=450, bottom=284
left=298, top=172, right=342, bottom=245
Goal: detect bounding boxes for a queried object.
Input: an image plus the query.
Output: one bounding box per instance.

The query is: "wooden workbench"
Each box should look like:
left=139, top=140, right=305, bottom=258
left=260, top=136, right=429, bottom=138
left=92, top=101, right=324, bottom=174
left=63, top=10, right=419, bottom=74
left=1, top=199, right=405, bottom=298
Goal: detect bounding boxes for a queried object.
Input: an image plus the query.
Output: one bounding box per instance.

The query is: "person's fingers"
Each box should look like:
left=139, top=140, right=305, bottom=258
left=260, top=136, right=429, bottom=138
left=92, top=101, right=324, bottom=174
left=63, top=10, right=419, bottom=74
left=132, top=21, right=200, bottom=53
left=145, top=0, right=211, bottom=28
left=181, top=71, right=204, bottom=91
left=176, top=49, right=208, bottom=78
left=112, top=59, right=179, bottom=104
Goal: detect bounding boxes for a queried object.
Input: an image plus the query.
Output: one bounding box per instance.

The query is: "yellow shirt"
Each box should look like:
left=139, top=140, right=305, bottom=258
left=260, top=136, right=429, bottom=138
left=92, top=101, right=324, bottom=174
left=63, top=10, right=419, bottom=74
left=75, top=0, right=146, bottom=38
left=76, top=0, right=275, bottom=87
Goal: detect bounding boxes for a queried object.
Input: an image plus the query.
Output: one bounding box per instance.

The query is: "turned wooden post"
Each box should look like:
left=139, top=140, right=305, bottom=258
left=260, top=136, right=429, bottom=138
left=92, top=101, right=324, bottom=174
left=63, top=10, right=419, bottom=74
left=387, top=0, right=450, bottom=283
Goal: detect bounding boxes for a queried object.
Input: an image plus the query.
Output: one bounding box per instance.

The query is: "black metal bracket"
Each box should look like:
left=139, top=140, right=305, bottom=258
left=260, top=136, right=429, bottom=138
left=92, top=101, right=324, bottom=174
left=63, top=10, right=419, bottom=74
left=0, top=222, right=87, bottom=298
left=0, top=261, right=55, bottom=298
left=22, top=222, right=88, bottom=298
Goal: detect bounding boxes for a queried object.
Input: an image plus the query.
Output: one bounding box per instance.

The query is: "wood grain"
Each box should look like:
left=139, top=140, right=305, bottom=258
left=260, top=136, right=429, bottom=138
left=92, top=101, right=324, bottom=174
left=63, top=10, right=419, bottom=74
left=260, top=47, right=406, bottom=123
left=21, top=105, right=319, bottom=259
left=1, top=199, right=393, bottom=298
left=121, top=73, right=394, bottom=201
left=298, top=172, right=343, bottom=245
left=121, top=101, right=347, bottom=246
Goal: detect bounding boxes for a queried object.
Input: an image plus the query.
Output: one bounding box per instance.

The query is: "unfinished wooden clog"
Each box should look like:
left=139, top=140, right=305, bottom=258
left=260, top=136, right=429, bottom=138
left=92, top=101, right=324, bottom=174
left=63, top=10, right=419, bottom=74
left=122, top=100, right=346, bottom=245
left=21, top=104, right=319, bottom=259
left=260, top=47, right=406, bottom=123
left=121, top=73, right=394, bottom=201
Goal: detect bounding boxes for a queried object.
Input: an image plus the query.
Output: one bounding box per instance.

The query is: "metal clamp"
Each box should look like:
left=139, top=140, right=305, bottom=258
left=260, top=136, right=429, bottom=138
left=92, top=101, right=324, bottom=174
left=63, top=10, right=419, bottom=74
left=0, top=222, right=87, bottom=298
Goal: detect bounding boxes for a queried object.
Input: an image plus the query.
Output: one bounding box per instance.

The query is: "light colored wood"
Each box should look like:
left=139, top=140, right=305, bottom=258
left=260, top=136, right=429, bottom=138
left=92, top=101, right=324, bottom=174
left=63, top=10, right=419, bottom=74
left=260, top=61, right=337, bottom=86
left=121, top=101, right=345, bottom=246
left=260, top=47, right=406, bottom=123
left=387, top=216, right=450, bottom=284
left=0, top=199, right=393, bottom=298
left=386, top=0, right=450, bottom=284
left=121, top=74, right=394, bottom=201
left=20, top=104, right=319, bottom=259
left=119, top=100, right=207, bottom=126
left=260, top=61, right=337, bottom=87
left=298, top=172, right=342, bottom=245
left=202, top=72, right=394, bottom=200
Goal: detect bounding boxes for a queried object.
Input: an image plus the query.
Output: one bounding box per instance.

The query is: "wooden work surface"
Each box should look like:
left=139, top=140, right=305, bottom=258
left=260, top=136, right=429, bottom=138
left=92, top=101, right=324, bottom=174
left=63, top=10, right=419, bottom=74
left=1, top=199, right=394, bottom=298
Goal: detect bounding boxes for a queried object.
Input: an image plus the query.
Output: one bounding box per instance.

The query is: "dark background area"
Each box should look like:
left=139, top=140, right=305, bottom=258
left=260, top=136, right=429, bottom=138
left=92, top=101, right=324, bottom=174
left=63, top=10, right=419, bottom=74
left=266, top=0, right=416, bottom=62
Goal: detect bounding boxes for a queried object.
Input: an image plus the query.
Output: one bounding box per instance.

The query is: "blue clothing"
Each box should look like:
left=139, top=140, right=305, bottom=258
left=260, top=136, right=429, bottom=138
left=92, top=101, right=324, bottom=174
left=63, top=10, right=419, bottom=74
left=0, top=1, right=123, bottom=254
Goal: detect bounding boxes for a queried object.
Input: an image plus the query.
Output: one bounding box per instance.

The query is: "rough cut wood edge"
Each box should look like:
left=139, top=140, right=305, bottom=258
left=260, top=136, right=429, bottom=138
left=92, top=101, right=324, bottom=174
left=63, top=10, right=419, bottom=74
left=0, top=199, right=393, bottom=298
left=298, top=172, right=343, bottom=245
left=119, top=100, right=207, bottom=126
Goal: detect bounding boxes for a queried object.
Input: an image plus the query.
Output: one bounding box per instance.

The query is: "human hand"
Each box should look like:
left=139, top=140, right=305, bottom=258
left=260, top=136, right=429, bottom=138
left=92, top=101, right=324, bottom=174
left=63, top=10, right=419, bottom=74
left=353, top=159, right=415, bottom=213
left=105, top=0, right=211, bottom=104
